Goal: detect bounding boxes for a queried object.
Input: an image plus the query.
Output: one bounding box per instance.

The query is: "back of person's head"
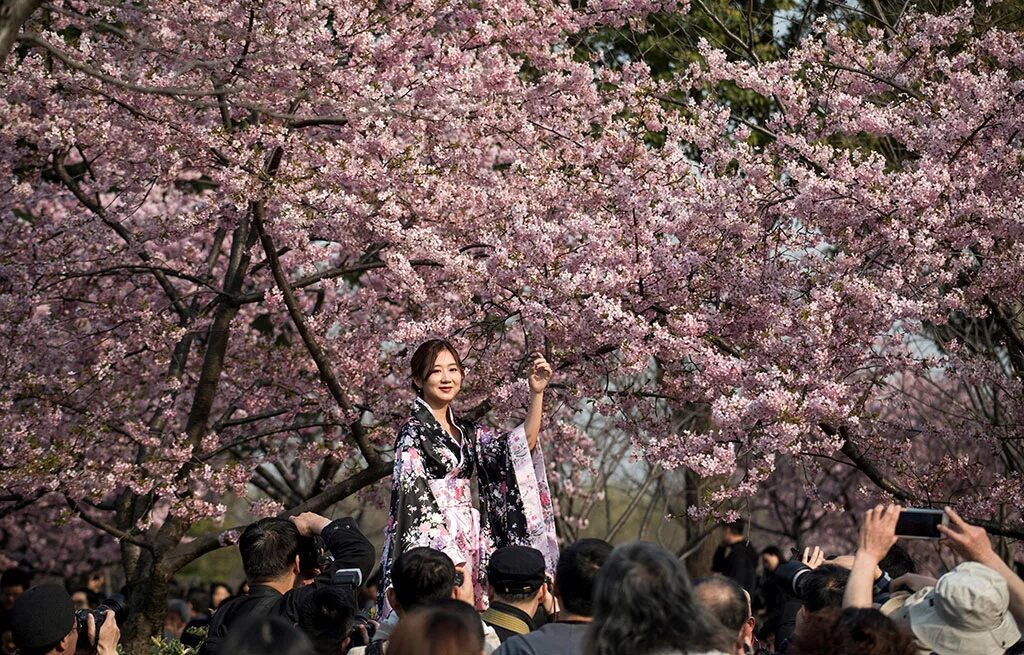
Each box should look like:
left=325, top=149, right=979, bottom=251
left=792, top=607, right=918, bottom=655
left=239, top=518, right=301, bottom=583
left=390, top=547, right=455, bottom=612
left=387, top=600, right=484, bottom=655
left=695, top=575, right=750, bottom=634
left=556, top=539, right=613, bottom=617
left=586, top=542, right=733, bottom=655
left=166, top=598, right=191, bottom=623
left=761, top=545, right=785, bottom=562
left=879, top=544, right=916, bottom=579
left=296, top=586, right=357, bottom=655
left=221, top=615, right=315, bottom=655
left=800, top=564, right=849, bottom=613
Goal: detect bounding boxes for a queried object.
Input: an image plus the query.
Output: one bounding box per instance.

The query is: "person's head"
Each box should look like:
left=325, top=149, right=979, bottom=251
left=387, top=547, right=456, bottom=616
left=760, top=545, right=785, bottom=573
left=209, top=582, right=232, bottom=610
left=694, top=575, right=754, bottom=655
left=878, top=544, right=916, bottom=579
left=9, top=584, right=77, bottom=655
left=86, top=573, right=104, bottom=594
left=792, top=607, right=918, bottom=655
left=587, top=542, right=733, bottom=655
left=722, top=520, right=746, bottom=544
left=799, top=563, right=848, bottom=614
left=387, top=600, right=485, bottom=655
left=69, top=589, right=91, bottom=611
left=239, top=518, right=302, bottom=587
left=164, top=598, right=191, bottom=638
left=486, top=546, right=547, bottom=612
left=1, top=569, right=32, bottom=610
left=555, top=538, right=612, bottom=618
left=296, top=586, right=357, bottom=655
left=410, top=339, right=464, bottom=406
left=889, top=561, right=1020, bottom=655
left=220, top=615, right=315, bottom=655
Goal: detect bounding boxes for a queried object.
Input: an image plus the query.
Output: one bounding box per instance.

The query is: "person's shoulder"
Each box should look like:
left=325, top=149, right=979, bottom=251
left=493, top=631, right=536, bottom=655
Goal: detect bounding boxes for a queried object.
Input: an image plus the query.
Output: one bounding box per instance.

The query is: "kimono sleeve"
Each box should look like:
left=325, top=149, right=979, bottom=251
left=476, top=423, right=558, bottom=571
left=388, top=432, right=456, bottom=558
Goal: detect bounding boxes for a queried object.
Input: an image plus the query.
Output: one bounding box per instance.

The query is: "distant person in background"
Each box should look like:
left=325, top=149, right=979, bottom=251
left=210, top=582, right=232, bottom=611
left=753, top=546, right=788, bottom=644
left=70, top=589, right=92, bottom=611
left=165, top=598, right=192, bottom=641
left=712, top=521, right=758, bottom=592
left=0, top=569, right=32, bottom=632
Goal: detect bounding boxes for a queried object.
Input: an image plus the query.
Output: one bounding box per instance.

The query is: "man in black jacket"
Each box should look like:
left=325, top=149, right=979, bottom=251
left=199, top=511, right=374, bottom=655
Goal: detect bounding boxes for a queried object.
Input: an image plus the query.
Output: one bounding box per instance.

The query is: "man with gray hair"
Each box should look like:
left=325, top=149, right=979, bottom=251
left=695, top=574, right=755, bottom=655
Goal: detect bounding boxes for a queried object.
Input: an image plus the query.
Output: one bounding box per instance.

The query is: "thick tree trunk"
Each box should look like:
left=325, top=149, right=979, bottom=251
left=0, top=0, right=43, bottom=66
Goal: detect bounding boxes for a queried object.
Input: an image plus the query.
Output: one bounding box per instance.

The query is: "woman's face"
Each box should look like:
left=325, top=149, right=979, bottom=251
left=211, top=585, right=231, bottom=609
left=420, top=348, right=463, bottom=407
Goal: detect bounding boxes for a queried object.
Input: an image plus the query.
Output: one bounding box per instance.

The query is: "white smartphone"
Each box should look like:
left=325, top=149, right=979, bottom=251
left=895, top=508, right=948, bottom=539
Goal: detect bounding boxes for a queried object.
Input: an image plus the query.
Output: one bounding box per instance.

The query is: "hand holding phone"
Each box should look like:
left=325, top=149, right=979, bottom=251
left=894, top=508, right=947, bottom=539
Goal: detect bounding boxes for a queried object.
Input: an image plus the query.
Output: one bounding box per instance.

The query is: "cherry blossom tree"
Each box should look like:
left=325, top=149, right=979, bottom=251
left=2, top=0, right=1023, bottom=647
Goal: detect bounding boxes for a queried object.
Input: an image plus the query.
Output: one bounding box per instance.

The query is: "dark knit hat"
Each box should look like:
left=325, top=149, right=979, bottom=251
left=486, top=546, right=546, bottom=595
left=10, top=584, right=75, bottom=650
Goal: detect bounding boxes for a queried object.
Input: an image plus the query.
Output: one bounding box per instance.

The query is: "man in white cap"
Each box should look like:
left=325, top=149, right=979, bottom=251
left=844, top=504, right=1024, bottom=654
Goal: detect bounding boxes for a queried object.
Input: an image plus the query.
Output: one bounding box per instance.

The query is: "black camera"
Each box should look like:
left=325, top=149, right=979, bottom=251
left=298, top=535, right=329, bottom=576
left=75, top=594, right=127, bottom=652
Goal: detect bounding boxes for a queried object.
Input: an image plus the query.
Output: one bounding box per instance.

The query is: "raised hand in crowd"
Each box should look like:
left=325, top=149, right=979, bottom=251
left=843, top=503, right=900, bottom=608
left=87, top=609, right=121, bottom=655
left=939, top=506, right=1024, bottom=630
left=800, top=546, right=825, bottom=569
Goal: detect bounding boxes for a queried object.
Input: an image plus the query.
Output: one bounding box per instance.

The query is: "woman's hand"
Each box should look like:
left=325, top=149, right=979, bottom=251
left=527, top=352, right=553, bottom=395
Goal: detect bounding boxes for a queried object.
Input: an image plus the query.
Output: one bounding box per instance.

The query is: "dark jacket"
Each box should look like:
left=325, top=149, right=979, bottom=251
left=493, top=621, right=589, bottom=655
left=199, top=517, right=374, bottom=655
left=711, top=540, right=759, bottom=591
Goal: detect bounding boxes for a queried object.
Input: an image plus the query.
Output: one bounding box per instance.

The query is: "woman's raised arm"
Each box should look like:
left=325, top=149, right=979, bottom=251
left=524, top=352, right=552, bottom=450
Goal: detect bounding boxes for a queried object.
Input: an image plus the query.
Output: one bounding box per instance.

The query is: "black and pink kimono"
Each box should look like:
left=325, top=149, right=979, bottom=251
left=377, top=397, right=558, bottom=616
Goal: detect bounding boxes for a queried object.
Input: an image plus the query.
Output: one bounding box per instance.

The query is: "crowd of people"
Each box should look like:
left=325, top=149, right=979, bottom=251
left=4, top=503, right=1024, bottom=655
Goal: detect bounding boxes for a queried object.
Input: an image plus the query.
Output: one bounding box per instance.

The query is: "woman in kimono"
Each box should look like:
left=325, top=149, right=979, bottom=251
left=377, top=339, right=558, bottom=616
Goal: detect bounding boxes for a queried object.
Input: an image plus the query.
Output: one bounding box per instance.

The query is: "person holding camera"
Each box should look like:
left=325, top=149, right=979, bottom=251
left=8, top=584, right=119, bottom=655
left=199, top=511, right=374, bottom=655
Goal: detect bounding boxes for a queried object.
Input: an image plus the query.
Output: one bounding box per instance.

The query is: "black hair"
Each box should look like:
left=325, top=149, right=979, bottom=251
left=761, top=545, right=786, bottom=562
left=410, top=339, right=464, bottom=394
left=878, top=544, right=916, bottom=579
left=1, top=568, right=32, bottom=589
left=296, top=586, right=357, bottom=655
left=723, top=519, right=747, bottom=536
left=239, top=518, right=301, bottom=583
left=220, top=615, right=315, bottom=655
left=493, top=587, right=540, bottom=603
left=799, top=564, right=849, bottom=613
left=556, top=538, right=613, bottom=617
left=694, top=575, right=749, bottom=633
left=391, top=547, right=456, bottom=612
left=586, top=542, right=734, bottom=655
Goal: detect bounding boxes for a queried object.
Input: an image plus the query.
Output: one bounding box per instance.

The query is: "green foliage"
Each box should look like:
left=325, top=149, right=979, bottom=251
left=149, top=636, right=198, bottom=655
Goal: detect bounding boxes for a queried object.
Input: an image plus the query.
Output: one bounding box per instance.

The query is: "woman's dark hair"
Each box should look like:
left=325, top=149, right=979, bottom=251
left=387, top=600, right=484, bottom=655
left=760, top=545, right=786, bottom=563
left=220, top=615, right=315, bottom=655
left=585, top=542, right=734, bottom=655
left=791, top=606, right=918, bottom=655
left=410, top=339, right=464, bottom=394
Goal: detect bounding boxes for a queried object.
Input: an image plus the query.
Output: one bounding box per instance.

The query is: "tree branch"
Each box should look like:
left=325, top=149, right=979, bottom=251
left=252, top=207, right=382, bottom=467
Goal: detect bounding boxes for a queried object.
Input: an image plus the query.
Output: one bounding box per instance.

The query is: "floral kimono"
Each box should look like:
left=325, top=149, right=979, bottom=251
left=377, top=397, right=558, bottom=616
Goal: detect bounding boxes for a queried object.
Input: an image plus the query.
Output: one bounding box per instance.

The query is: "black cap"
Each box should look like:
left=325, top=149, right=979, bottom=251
left=10, top=584, right=75, bottom=650
left=486, top=546, right=546, bottom=595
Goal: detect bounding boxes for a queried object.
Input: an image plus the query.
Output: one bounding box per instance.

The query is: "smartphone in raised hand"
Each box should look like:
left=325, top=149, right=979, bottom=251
left=895, top=508, right=947, bottom=539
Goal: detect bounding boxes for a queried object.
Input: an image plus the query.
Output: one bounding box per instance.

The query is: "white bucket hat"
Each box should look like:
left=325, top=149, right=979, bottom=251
left=891, top=561, right=1021, bottom=655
